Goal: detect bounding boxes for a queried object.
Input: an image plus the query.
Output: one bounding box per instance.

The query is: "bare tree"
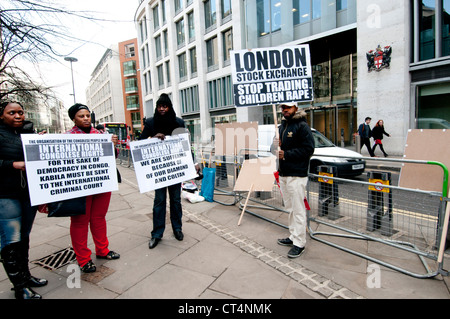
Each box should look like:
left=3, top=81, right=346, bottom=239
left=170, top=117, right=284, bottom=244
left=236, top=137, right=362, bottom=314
left=0, top=0, right=101, bottom=100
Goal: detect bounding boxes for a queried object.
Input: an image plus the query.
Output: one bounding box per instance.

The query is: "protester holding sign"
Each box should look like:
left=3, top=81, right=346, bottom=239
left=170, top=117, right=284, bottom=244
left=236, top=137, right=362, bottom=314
left=274, top=102, right=315, bottom=258
left=66, top=103, right=120, bottom=273
left=140, top=94, right=196, bottom=249
left=0, top=101, right=46, bottom=299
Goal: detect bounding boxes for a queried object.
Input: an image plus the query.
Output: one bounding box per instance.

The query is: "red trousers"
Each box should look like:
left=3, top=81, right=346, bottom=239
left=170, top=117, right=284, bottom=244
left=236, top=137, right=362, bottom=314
left=70, top=192, right=111, bottom=267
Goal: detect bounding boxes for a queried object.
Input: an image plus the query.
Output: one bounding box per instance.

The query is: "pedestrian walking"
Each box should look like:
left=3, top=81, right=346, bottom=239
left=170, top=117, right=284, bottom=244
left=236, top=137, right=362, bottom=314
left=275, top=102, right=315, bottom=258
left=66, top=103, right=120, bottom=273
left=371, top=119, right=390, bottom=157
left=358, top=117, right=375, bottom=157
left=0, top=100, right=47, bottom=299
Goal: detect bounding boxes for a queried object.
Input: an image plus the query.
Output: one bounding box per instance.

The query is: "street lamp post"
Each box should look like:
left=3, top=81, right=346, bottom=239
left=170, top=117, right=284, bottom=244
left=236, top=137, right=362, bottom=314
left=64, top=56, right=78, bottom=104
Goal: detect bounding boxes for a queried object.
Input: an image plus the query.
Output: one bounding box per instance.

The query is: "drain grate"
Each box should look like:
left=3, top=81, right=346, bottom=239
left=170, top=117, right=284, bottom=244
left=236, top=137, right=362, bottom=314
left=32, top=247, right=77, bottom=270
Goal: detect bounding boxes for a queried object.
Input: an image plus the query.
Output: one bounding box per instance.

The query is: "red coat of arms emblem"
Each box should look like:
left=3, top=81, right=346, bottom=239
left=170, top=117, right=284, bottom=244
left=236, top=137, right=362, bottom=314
left=367, top=45, right=392, bottom=72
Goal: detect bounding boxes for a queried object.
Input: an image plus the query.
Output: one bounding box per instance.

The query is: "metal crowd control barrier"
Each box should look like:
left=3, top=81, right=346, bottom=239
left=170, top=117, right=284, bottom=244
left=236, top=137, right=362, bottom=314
left=117, top=145, right=133, bottom=168
left=307, top=155, right=449, bottom=279
left=114, top=144, right=449, bottom=278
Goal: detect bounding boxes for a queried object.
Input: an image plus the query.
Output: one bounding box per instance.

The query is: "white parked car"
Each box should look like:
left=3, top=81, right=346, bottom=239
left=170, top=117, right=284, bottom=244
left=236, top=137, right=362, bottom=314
left=310, top=129, right=365, bottom=177
left=258, top=125, right=365, bottom=178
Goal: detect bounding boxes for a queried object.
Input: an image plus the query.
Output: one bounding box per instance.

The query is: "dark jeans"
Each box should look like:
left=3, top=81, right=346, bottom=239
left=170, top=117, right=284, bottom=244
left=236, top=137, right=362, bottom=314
left=0, top=196, right=36, bottom=250
left=360, top=137, right=375, bottom=157
left=151, top=183, right=182, bottom=239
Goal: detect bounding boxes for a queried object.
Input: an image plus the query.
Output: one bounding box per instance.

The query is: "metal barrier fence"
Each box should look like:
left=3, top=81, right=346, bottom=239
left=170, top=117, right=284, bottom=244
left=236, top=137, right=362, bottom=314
left=210, top=151, right=449, bottom=279
left=114, top=145, right=449, bottom=279
left=306, top=156, right=449, bottom=279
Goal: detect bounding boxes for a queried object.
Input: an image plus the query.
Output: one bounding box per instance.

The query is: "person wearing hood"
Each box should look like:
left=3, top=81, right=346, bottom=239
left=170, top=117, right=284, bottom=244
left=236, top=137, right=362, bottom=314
left=140, top=94, right=189, bottom=249
left=0, top=100, right=47, bottom=299
left=66, top=103, right=120, bottom=273
left=274, top=102, right=315, bottom=259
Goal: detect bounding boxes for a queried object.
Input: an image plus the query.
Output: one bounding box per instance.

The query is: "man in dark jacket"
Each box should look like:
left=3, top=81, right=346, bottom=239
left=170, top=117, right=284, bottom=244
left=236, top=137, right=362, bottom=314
left=275, top=102, right=315, bottom=258
left=140, top=94, right=188, bottom=249
left=358, top=117, right=375, bottom=157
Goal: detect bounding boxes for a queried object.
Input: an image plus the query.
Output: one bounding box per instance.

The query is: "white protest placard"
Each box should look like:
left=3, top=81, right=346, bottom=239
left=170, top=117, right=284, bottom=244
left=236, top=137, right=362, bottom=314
left=130, top=133, right=197, bottom=193
left=21, top=134, right=119, bottom=206
left=230, top=45, right=313, bottom=107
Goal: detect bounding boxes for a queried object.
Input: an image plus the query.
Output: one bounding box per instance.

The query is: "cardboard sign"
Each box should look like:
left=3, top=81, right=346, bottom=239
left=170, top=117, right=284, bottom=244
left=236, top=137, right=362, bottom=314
left=130, top=133, right=197, bottom=192
left=230, top=45, right=313, bottom=107
left=399, top=129, right=450, bottom=194
left=214, top=122, right=258, bottom=156
left=234, top=157, right=276, bottom=192
left=21, top=134, right=118, bottom=206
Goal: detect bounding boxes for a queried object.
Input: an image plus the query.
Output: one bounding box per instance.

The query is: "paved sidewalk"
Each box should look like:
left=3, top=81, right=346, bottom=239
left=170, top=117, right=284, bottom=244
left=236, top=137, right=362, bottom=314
left=0, top=165, right=449, bottom=300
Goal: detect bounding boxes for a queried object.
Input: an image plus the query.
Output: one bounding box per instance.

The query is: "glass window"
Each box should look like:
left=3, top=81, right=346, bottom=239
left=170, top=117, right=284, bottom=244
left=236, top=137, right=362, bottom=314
left=257, top=0, right=281, bottom=35
left=174, top=0, right=183, bottom=13
left=141, top=47, right=147, bottom=69
left=176, top=18, right=185, bottom=46
left=205, top=0, right=217, bottom=29
left=222, top=0, right=232, bottom=19
left=222, top=28, right=233, bottom=62
left=206, top=36, right=218, bottom=68
left=337, top=0, right=347, bottom=11
left=155, top=35, right=162, bottom=60
left=207, top=76, right=233, bottom=109
left=420, top=0, right=436, bottom=60
left=162, top=0, right=167, bottom=24
left=139, top=17, right=148, bottom=42
left=312, top=0, right=321, bottom=19
left=332, top=55, right=351, bottom=102
left=188, top=11, right=195, bottom=41
left=163, top=30, right=169, bottom=56
left=312, top=61, right=330, bottom=103
left=443, top=0, right=450, bottom=57
left=417, top=82, right=450, bottom=128
left=178, top=53, right=187, bottom=80
left=293, top=0, right=311, bottom=25
left=126, top=95, right=140, bottom=110
left=124, top=44, right=135, bottom=58
left=157, top=65, right=164, bottom=87
left=189, top=47, right=197, bottom=74
left=257, top=0, right=270, bottom=36
left=125, top=78, right=138, bottom=93
left=271, top=0, right=281, bottom=31
left=123, top=61, right=136, bottom=76
left=153, top=5, right=160, bottom=29
left=165, top=61, right=171, bottom=85
left=131, top=112, right=141, bottom=128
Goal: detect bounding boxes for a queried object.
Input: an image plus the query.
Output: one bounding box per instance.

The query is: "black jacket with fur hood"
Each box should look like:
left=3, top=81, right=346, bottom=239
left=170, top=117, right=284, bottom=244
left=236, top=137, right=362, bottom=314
left=277, top=110, right=315, bottom=177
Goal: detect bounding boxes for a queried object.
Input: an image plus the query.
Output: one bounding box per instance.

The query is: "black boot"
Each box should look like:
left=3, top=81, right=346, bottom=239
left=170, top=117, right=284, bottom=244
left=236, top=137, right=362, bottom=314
left=1, top=242, right=42, bottom=299
left=19, top=238, right=48, bottom=287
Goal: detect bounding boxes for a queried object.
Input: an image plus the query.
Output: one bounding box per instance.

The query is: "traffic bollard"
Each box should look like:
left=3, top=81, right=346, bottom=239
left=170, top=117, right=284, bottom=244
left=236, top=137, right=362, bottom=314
left=318, top=165, right=340, bottom=220
left=366, top=171, right=393, bottom=236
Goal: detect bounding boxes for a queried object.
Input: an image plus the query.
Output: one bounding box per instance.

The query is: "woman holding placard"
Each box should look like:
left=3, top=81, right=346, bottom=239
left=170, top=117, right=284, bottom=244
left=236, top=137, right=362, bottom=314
left=0, top=100, right=46, bottom=299
left=66, top=103, right=120, bottom=273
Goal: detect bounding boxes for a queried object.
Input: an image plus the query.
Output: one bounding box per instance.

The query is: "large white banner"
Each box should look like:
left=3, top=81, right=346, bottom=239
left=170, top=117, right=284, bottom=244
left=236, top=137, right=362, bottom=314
left=231, top=45, right=313, bottom=107
left=130, top=133, right=197, bottom=193
left=21, top=134, right=119, bottom=206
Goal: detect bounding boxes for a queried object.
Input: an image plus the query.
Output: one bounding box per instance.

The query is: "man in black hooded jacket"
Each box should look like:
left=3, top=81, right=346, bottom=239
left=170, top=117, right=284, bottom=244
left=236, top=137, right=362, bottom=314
left=140, top=94, right=188, bottom=249
left=274, top=102, right=315, bottom=258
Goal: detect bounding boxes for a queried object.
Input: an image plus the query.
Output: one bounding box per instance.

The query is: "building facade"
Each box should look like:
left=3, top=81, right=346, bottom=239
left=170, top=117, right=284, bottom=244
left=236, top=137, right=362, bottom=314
left=135, top=0, right=450, bottom=155
left=86, top=45, right=126, bottom=125
left=119, top=38, right=144, bottom=138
